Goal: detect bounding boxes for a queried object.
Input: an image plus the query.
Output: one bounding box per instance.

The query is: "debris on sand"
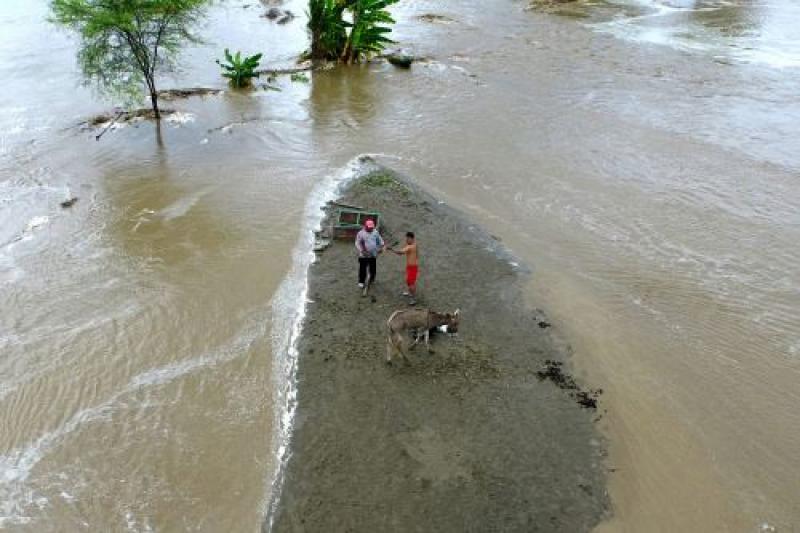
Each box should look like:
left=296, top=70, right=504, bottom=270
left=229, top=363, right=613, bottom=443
left=157, top=88, right=223, bottom=100
left=528, top=0, right=579, bottom=7
left=255, top=63, right=313, bottom=77
left=60, top=197, right=78, bottom=209
left=416, top=13, right=456, bottom=24
left=85, top=108, right=178, bottom=128
left=526, top=0, right=591, bottom=18
left=536, top=359, right=603, bottom=409
left=290, top=72, right=310, bottom=83
left=385, top=50, right=415, bottom=68
left=263, top=7, right=294, bottom=23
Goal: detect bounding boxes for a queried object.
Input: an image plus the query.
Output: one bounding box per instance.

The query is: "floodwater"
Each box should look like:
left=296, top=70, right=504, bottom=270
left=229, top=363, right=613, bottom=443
left=1, top=0, right=799, bottom=531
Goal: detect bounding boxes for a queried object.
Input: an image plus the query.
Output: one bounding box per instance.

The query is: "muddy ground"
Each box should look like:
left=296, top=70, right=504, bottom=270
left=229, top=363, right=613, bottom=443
left=267, top=169, right=609, bottom=532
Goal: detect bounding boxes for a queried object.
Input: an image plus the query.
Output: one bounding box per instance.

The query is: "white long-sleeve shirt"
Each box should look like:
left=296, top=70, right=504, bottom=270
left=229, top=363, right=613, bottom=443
left=355, top=228, right=384, bottom=258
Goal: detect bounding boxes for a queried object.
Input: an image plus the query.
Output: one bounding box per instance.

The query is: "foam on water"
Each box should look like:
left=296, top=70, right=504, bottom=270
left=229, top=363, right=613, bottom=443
left=0, top=213, right=53, bottom=285
left=0, top=165, right=71, bottom=251
left=0, top=398, right=115, bottom=527
left=0, top=300, right=144, bottom=407
left=159, top=188, right=211, bottom=221
left=24, top=216, right=49, bottom=232
left=165, top=112, right=196, bottom=126
left=590, top=0, right=800, bottom=69
left=0, top=255, right=23, bottom=285
left=0, top=312, right=270, bottom=527
left=262, top=155, right=384, bottom=530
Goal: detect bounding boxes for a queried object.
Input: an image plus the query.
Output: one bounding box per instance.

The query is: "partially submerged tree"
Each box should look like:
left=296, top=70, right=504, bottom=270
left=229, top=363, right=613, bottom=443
left=308, top=0, right=348, bottom=61
left=341, top=0, right=397, bottom=64
left=307, top=0, right=398, bottom=63
left=51, top=0, right=209, bottom=119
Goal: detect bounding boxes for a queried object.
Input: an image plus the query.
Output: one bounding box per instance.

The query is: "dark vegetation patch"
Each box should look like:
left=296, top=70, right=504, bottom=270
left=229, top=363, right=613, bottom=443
left=353, top=172, right=411, bottom=198
left=526, top=0, right=592, bottom=19
left=85, top=108, right=178, bottom=127
left=157, top=87, right=223, bottom=100
left=255, top=64, right=313, bottom=77
left=536, top=360, right=602, bottom=409
left=263, top=7, right=295, bottom=24
left=416, top=13, right=456, bottom=24
left=60, top=197, right=78, bottom=208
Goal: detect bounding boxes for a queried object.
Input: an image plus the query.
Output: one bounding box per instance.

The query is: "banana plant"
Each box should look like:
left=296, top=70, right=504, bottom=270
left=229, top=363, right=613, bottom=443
left=216, top=49, right=263, bottom=88
left=308, top=0, right=349, bottom=61
left=307, top=0, right=398, bottom=63
left=341, top=0, right=398, bottom=63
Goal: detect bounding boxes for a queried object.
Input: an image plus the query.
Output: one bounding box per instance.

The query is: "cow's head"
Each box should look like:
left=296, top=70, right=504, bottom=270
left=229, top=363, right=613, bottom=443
left=444, top=309, right=460, bottom=335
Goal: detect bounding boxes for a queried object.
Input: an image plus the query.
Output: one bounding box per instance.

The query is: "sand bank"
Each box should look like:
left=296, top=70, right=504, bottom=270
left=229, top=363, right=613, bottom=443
left=267, top=169, right=609, bottom=532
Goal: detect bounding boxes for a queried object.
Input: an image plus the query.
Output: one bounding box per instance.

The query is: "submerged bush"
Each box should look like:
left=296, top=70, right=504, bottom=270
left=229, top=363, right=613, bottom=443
left=341, top=0, right=398, bottom=63
left=308, top=0, right=348, bottom=61
left=355, top=172, right=410, bottom=197
left=216, top=49, right=262, bottom=88
left=308, top=0, right=398, bottom=63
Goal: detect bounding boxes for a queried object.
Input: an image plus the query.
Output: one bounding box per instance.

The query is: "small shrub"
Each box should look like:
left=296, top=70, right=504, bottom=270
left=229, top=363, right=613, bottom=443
left=216, top=49, right=262, bottom=88
left=356, top=173, right=410, bottom=197
left=290, top=72, right=310, bottom=83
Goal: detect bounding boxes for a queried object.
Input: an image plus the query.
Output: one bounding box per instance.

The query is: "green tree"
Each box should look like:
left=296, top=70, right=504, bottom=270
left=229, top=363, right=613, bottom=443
left=51, top=0, right=209, bottom=120
left=341, top=0, right=397, bottom=64
left=307, top=0, right=397, bottom=63
left=308, top=0, right=348, bottom=61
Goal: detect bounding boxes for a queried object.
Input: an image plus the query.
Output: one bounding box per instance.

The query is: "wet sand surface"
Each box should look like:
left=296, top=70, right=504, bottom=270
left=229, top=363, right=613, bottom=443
left=269, top=169, right=608, bottom=532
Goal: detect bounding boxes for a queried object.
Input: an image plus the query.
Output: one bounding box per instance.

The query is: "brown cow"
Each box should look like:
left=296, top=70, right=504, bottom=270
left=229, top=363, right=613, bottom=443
left=386, top=308, right=460, bottom=365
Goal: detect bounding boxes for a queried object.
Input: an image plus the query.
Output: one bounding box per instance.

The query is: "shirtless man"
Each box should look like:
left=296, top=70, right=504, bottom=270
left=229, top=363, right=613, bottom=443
left=390, top=231, right=419, bottom=305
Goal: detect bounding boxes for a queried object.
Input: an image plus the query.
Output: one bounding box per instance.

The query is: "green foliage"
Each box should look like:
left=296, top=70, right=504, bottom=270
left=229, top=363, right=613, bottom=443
left=307, top=0, right=398, bottom=63
left=341, top=0, right=398, bottom=63
left=308, top=0, right=348, bottom=61
left=290, top=72, right=310, bottom=83
left=216, top=49, right=262, bottom=88
left=356, top=172, right=409, bottom=197
left=50, top=0, right=209, bottom=118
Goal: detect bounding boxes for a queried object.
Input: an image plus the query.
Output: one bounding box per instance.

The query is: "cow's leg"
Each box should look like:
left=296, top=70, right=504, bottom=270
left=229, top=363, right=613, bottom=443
left=396, top=333, right=412, bottom=365
left=425, top=329, right=434, bottom=353
left=410, top=328, right=420, bottom=349
left=386, top=334, right=394, bottom=365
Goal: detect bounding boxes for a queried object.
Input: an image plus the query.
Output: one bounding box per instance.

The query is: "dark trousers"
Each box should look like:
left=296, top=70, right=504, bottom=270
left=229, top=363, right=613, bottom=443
left=358, top=257, right=377, bottom=284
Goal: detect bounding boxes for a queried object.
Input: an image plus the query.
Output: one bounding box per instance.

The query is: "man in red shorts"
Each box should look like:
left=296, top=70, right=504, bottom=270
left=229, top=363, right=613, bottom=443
left=390, top=231, right=419, bottom=305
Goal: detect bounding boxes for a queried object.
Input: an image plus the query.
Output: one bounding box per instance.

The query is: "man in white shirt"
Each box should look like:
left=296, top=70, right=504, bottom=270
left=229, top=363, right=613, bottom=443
left=355, top=218, right=385, bottom=288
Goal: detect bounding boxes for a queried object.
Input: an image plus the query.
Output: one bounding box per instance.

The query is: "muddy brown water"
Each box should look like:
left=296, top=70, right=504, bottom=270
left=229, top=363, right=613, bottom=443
left=1, top=0, right=799, bottom=531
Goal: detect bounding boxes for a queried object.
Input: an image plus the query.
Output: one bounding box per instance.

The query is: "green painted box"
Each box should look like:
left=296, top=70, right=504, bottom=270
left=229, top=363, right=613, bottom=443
left=332, top=208, right=381, bottom=240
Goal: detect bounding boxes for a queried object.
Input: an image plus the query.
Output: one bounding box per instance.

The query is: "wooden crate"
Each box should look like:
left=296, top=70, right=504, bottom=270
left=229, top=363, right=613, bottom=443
left=332, top=209, right=381, bottom=240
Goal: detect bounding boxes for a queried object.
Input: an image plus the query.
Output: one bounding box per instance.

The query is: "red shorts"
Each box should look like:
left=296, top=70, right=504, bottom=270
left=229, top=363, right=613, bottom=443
left=405, top=265, right=419, bottom=286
